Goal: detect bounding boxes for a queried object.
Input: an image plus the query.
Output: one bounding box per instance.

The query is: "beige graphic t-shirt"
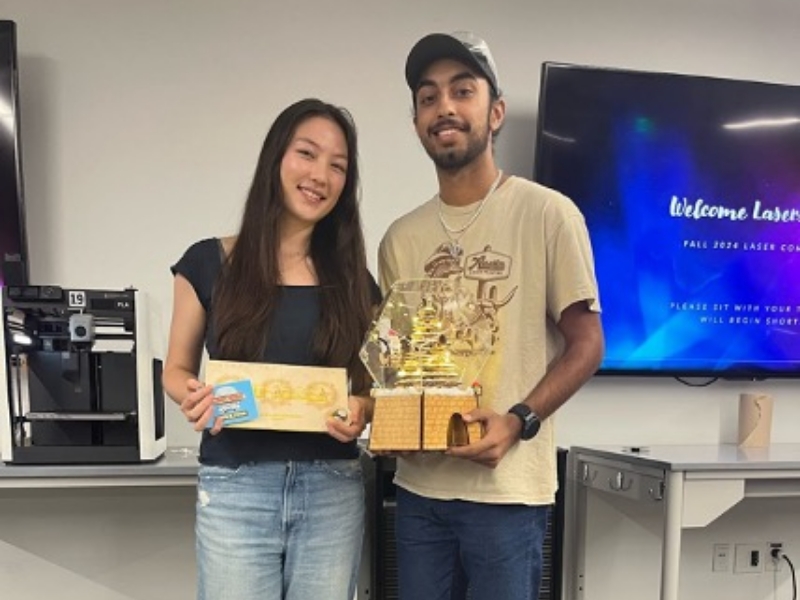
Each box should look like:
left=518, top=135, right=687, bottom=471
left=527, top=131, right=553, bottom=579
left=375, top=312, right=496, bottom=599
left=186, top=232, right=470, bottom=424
left=378, top=176, right=600, bottom=505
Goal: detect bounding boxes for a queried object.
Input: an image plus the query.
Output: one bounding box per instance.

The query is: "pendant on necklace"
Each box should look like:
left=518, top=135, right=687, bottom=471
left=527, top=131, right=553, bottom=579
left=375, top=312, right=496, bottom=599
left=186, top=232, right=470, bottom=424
left=446, top=240, right=463, bottom=259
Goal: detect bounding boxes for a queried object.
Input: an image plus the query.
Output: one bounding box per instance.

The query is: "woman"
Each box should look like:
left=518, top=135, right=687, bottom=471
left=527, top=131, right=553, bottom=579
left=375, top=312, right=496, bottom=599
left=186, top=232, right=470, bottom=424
left=163, top=98, right=378, bottom=600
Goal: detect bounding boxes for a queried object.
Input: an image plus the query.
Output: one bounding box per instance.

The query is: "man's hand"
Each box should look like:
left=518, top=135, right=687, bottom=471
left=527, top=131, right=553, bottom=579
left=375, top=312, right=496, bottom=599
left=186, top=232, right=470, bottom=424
left=446, top=408, right=522, bottom=468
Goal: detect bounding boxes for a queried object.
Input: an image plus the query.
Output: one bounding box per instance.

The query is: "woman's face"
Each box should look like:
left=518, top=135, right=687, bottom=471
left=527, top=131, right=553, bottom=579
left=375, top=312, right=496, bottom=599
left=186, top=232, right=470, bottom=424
left=279, top=115, right=349, bottom=228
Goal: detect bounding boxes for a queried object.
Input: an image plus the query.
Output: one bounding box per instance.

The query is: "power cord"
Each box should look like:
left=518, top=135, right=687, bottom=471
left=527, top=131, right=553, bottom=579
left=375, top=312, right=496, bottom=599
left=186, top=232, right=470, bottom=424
left=674, top=376, right=719, bottom=387
left=771, top=547, right=797, bottom=600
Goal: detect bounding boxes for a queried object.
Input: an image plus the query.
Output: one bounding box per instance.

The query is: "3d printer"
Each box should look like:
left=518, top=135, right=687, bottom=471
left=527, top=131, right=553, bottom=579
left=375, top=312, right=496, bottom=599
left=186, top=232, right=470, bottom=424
left=0, top=285, right=166, bottom=464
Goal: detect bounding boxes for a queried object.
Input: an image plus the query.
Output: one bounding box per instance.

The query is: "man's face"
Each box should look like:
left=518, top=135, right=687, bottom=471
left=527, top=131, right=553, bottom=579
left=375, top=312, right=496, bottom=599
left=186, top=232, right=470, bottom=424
left=413, top=58, right=504, bottom=171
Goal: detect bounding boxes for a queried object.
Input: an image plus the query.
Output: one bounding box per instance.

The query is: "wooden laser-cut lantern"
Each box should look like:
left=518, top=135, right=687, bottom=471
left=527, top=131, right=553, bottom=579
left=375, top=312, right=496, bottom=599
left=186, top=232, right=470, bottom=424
left=361, top=279, right=494, bottom=452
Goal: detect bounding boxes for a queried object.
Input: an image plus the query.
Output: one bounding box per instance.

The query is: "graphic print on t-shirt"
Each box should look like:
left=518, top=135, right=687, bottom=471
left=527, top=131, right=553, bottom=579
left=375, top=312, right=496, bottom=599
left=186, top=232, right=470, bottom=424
left=424, top=243, right=518, bottom=348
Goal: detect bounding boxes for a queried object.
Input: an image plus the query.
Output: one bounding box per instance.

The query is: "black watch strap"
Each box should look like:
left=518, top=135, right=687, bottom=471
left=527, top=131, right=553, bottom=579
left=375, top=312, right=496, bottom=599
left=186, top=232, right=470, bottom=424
left=508, top=403, right=541, bottom=441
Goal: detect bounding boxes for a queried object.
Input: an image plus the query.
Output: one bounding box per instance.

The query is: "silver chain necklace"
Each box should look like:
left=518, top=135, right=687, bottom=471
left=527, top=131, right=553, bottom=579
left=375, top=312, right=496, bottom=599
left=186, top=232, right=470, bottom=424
left=437, top=169, right=503, bottom=258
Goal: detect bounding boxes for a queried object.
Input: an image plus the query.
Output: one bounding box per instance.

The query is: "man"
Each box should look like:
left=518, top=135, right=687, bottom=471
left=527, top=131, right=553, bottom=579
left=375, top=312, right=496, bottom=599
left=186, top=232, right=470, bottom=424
left=378, top=31, right=604, bottom=600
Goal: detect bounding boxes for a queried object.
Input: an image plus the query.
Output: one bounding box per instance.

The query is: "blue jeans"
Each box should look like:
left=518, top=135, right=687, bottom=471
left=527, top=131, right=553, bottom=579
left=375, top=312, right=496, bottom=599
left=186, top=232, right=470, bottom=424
left=395, top=486, right=550, bottom=600
left=196, top=460, right=364, bottom=600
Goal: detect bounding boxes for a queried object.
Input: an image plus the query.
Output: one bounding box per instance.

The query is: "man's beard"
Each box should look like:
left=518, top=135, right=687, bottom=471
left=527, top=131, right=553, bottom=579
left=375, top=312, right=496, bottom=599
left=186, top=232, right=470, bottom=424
left=422, top=118, right=492, bottom=172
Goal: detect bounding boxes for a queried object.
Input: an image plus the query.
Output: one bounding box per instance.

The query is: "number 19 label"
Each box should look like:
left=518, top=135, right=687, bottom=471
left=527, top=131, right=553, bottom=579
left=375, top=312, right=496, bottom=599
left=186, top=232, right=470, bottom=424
left=68, top=291, right=86, bottom=308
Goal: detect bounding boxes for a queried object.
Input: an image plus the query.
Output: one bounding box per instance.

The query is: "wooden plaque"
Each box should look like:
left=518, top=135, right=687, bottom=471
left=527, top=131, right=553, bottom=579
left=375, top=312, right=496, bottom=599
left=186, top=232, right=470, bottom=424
left=205, top=360, right=348, bottom=432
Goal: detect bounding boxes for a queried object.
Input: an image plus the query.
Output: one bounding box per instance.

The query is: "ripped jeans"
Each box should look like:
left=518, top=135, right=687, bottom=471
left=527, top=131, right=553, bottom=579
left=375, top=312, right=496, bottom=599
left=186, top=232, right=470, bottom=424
left=195, top=460, right=364, bottom=600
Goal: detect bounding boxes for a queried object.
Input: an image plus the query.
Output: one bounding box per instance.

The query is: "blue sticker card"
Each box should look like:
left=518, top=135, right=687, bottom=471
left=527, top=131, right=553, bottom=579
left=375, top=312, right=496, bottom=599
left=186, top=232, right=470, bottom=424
left=208, top=379, right=259, bottom=427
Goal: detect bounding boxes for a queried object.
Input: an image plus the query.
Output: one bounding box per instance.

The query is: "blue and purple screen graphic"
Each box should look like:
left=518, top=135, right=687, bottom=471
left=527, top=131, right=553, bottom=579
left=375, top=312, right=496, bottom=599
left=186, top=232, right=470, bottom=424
left=535, top=63, right=800, bottom=376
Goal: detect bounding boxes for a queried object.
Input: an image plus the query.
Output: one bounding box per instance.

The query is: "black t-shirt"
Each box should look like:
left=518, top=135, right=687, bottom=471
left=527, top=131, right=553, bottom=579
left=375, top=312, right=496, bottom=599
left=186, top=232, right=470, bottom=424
left=171, top=237, right=379, bottom=466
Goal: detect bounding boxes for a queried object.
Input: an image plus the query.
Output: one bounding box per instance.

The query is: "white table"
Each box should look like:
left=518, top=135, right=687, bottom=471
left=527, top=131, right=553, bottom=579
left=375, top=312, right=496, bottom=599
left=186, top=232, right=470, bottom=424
left=0, top=447, right=375, bottom=600
left=0, top=446, right=199, bottom=488
left=0, top=448, right=200, bottom=600
left=562, top=444, right=800, bottom=600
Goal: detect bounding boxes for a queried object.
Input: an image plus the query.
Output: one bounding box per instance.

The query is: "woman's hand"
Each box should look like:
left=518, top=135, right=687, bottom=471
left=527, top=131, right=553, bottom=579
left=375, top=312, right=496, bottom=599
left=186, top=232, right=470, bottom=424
left=326, top=395, right=372, bottom=443
left=180, top=378, right=223, bottom=434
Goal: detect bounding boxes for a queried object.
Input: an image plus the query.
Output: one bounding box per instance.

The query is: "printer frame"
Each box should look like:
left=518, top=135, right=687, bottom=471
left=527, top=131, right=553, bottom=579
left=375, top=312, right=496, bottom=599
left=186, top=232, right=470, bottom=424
left=0, top=286, right=166, bottom=464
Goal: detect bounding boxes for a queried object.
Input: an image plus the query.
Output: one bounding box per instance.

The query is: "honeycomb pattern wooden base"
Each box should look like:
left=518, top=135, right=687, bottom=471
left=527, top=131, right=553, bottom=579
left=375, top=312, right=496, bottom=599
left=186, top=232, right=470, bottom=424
left=423, top=394, right=480, bottom=450
left=368, top=395, right=421, bottom=451
left=368, top=390, right=483, bottom=452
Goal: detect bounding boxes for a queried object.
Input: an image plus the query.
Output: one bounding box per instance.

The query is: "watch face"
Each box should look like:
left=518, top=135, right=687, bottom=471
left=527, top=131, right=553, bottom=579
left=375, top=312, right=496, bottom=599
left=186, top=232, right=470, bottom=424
left=521, top=413, right=540, bottom=440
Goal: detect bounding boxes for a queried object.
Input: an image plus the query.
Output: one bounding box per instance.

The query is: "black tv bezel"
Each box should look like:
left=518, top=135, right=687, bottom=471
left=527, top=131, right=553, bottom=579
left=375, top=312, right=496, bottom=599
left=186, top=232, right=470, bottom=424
left=533, top=61, right=800, bottom=380
left=0, top=19, right=29, bottom=287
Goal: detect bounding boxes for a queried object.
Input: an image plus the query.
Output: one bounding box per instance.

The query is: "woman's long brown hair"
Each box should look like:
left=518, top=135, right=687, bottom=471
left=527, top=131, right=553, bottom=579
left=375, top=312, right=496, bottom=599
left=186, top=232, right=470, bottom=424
left=212, top=99, right=373, bottom=393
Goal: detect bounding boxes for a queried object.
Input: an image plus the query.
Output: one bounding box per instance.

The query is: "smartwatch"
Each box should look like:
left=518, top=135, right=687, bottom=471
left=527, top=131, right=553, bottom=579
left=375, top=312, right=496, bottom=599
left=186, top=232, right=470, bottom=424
left=508, top=403, right=541, bottom=441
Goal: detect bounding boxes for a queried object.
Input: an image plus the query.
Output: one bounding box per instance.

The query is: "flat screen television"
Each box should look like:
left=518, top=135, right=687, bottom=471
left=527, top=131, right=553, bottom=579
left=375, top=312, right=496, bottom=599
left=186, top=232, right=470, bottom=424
left=0, top=20, right=28, bottom=287
left=534, top=62, right=800, bottom=378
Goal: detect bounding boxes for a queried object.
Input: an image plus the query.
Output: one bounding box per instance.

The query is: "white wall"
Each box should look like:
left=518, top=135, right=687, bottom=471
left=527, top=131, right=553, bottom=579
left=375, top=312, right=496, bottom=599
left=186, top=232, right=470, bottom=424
left=2, top=1, right=799, bottom=598
left=6, top=0, right=800, bottom=449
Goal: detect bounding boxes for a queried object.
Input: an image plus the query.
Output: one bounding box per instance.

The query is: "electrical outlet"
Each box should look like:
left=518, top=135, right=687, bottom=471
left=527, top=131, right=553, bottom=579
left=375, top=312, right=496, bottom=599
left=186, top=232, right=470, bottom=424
left=734, top=543, right=763, bottom=574
left=712, top=543, right=731, bottom=572
left=766, top=542, right=784, bottom=572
